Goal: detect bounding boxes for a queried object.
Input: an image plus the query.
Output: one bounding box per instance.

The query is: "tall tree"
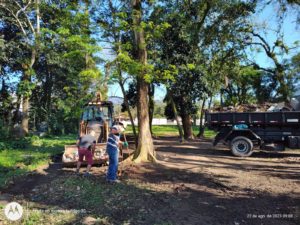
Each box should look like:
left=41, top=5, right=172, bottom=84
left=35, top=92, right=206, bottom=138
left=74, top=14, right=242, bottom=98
left=0, top=0, right=41, bottom=136
left=131, top=0, right=155, bottom=162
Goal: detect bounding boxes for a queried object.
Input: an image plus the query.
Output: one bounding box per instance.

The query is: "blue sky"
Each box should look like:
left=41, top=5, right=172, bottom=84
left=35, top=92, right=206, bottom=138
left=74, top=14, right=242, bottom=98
left=104, top=3, right=300, bottom=101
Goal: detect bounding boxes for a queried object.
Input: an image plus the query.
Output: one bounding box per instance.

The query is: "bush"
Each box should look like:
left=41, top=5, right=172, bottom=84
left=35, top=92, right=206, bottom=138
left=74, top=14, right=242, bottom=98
left=30, top=135, right=43, bottom=147
left=0, top=142, right=7, bottom=150
left=0, top=126, right=10, bottom=140
left=10, top=139, right=30, bottom=149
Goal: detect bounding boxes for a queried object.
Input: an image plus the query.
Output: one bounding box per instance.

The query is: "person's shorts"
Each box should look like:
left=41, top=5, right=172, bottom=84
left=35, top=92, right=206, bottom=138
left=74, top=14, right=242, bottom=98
left=78, top=148, right=93, bottom=165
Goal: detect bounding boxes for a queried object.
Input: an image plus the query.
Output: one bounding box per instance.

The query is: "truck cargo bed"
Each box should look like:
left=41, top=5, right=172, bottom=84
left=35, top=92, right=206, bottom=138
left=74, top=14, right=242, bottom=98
left=206, top=111, right=300, bottom=129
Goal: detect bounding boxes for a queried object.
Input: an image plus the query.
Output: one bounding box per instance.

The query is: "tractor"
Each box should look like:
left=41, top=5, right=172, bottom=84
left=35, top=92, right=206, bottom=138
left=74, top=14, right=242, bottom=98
left=62, top=93, right=127, bottom=166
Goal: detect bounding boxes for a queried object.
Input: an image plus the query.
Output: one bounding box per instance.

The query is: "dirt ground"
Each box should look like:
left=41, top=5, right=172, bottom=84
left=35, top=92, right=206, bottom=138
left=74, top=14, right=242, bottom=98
left=0, top=137, right=300, bottom=225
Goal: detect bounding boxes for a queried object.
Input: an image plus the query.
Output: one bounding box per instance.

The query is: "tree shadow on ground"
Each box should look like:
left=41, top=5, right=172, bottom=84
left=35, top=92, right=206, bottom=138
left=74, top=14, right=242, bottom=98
left=155, top=136, right=300, bottom=180
left=156, top=139, right=300, bottom=159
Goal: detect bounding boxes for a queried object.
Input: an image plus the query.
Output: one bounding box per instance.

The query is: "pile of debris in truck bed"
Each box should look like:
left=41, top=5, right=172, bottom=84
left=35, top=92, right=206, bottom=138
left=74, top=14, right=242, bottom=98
left=210, top=102, right=294, bottom=112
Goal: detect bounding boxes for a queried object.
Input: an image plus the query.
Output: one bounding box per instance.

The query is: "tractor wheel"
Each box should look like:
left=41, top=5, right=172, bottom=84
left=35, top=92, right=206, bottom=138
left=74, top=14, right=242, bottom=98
left=230, top=136, right=253, bottom=157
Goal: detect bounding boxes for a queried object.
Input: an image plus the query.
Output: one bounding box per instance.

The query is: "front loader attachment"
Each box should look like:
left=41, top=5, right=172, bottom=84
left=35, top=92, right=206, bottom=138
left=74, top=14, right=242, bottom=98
left=62, top=143, right=108, bottom=166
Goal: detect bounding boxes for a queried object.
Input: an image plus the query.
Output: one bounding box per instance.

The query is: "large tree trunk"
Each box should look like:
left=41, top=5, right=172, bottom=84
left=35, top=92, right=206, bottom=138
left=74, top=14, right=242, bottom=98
left=20, top=70, right=31, bottom=136
left=12, top=96, right=21, bottom=126
left=20, top=0, right=40, bottom=136
left=21, top=95, right=30, bottom=135
left=148, top=83, right=154, bottom=134
left=21, top=48, right=36, bottom=136
left=132, top=0, right=155, bottom=162
left=197, top=98, right=206, bottom=138
left=181, top=113, right=194, bottom=140
left=134, top=78, right=155, bottom=162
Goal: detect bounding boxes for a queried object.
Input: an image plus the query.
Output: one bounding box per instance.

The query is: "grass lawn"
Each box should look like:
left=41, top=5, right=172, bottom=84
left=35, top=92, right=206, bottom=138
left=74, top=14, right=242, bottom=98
left=0, top=135, right=76, bottom=188
left=125, top=125, right=216, bottom=138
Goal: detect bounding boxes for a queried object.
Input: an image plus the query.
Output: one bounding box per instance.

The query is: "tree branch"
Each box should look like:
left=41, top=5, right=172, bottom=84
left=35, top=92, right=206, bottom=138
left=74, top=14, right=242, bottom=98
left=14, top=0, right=32, bottom=18
left=0, top=4, right=28, bottom=37
left=1, top=0, right=35, bottom=37
left=247, top=41, right=270, bottom=54
left=19, top=1, right=35, bottom=34
left=252, top=62, right=275, bottom=74
left=249, top=31, right=271, bottom=53
left=197, top=1, right=211, bottom=30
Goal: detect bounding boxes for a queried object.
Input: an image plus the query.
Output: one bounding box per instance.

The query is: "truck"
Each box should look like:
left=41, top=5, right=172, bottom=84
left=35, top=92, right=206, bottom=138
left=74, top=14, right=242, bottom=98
left=205, top=111, right=300, bottom=157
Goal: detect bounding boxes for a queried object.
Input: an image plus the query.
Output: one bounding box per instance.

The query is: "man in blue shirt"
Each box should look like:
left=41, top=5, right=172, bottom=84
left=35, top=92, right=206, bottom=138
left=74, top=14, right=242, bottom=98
left=106, top=125, right=128, bottom=183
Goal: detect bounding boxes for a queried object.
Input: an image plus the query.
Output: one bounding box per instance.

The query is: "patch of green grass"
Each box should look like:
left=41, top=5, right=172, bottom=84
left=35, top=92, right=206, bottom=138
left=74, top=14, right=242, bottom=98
left=58, top=177, right=154, bottom=209
left=63, top=178, right=106, bottom=208
left=203, top=128, right=217, bottom=138
left=24, top=210, right=44, bottom=225
left=0, top=135, right=76, bottom=188
left=125, top=125, right=216, bottom=137
left=20, top=206, right=78, bottom=225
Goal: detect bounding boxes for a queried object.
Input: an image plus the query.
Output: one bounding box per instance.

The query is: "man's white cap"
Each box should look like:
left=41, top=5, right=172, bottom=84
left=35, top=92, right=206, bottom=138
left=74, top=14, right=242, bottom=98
left=111, top=125, right=124, bottom=132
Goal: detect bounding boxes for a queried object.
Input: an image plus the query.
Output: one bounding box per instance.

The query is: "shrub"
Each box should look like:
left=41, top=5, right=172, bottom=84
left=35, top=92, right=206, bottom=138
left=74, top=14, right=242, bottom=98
left=0, top=142, right=7, bottom=150
left=10, top=139, right=30, bottom=149
left=30, top=135, right=43, bottom=147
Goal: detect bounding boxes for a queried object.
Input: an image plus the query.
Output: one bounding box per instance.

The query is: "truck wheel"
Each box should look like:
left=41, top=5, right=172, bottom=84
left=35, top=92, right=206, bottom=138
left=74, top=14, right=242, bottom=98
left=230, top=136, right=253, bottom=157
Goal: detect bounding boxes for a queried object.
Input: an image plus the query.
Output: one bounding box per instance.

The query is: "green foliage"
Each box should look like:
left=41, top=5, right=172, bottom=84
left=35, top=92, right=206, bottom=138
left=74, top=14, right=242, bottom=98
left=30, top=135, right=43, bottom=147
left=0, top=142, right=6, bottom=151
left=31, top=1, right=102, bottom=134
left=10, top=139, right=30, bottom=149
left=224, top=65, right=263, bottom=105
left=0, top=0, right=104, bottom=136
left=17, top=80, right=36, bottom=97
left=0, top=136, right=44, bottom=149
left=153, top=101, right=166, bottom=118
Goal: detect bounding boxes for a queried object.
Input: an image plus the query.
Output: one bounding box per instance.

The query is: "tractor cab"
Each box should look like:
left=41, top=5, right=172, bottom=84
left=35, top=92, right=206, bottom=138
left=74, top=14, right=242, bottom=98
left=79, top=101, right=114, bottom=143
